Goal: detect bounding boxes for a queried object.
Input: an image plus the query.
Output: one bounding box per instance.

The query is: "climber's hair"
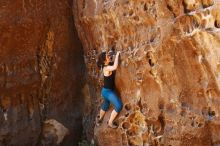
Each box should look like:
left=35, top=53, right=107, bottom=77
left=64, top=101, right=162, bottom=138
left=97, top=51, right=107, bottom=69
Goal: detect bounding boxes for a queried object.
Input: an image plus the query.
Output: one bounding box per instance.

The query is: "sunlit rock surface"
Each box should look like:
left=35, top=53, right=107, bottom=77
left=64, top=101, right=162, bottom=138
left=74, top=0, right=220, bottom=145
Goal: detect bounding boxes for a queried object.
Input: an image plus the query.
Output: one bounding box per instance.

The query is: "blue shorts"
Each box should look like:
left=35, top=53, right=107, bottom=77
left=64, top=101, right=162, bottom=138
left=101, top=87, right=123, bottom=113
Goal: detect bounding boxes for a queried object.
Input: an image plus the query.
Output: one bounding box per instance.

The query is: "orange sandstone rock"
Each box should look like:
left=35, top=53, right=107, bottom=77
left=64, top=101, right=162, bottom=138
left=74, top=0, right=220, bottom=145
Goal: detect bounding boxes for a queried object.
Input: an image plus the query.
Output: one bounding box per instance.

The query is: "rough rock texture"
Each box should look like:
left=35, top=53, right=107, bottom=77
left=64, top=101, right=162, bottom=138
left=0, top=0, right=85, bottom=145
left=41, top=119, right=69, bottom=145
left=74, top=0, right=220, bottom=145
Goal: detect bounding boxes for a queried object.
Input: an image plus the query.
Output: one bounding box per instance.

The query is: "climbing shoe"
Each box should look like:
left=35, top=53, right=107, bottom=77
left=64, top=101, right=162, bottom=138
left=95, top=115, right=103, bottom=126
left=107, top=121, right=118, bottom=129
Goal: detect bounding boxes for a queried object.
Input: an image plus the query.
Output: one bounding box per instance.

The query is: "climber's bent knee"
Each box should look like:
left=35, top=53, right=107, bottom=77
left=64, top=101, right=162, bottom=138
left=107, top=90, right=122, bottom=113
left=114, top=100, right=123, bottom=113
left=101, top=103, right=109, bottom=111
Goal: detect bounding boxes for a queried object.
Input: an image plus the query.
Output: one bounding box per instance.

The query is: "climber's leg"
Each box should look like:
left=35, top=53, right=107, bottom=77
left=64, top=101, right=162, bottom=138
left=108, top=90, right=123, bottom=113
left=96, top=108, right=106, bottom=126
left=96, top=88, right=111, bottom=126
left=99, top=109, right=106, bottom=120
left=99, top=99, right=109, bottom=119
left=107, top=91, right=123, bottom=128
left=108, top=109, right=118, bottom=128
left=101, top=88, right=111, bottom=112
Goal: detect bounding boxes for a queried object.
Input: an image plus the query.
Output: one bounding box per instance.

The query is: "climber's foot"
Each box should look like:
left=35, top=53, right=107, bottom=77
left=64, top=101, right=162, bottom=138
left=107, top=121, right=118, bottom=129
left=96, top=115, right=103, bottom=126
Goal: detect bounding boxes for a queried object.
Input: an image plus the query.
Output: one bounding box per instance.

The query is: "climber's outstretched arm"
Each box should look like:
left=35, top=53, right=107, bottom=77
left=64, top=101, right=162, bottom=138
left=105, top=51, right=120, bottom=71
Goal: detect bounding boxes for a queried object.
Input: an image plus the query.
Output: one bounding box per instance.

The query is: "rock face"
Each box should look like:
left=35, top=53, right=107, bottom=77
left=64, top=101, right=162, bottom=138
left=0, top=0, right=85, bottom=145
left=74, top=0, right=220, bottom=145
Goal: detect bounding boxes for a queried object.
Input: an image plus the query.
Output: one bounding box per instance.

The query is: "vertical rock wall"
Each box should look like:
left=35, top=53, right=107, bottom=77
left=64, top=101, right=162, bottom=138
left=74, top=0, right=220, bottom=145
left=0, top=0, right=85, bottom=145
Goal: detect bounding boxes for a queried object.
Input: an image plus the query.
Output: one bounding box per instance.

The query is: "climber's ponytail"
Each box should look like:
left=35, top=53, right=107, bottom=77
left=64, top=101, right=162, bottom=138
left=97, top=52, right=107, bottom=70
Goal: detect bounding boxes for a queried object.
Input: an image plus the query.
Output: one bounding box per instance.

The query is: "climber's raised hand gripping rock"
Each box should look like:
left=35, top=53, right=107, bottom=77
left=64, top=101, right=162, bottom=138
left=96, top=50, right=123, bottom=129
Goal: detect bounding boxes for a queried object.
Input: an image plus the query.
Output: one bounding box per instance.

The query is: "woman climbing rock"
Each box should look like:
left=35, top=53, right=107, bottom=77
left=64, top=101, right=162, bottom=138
left=96, top=50, right=123, bottom=128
